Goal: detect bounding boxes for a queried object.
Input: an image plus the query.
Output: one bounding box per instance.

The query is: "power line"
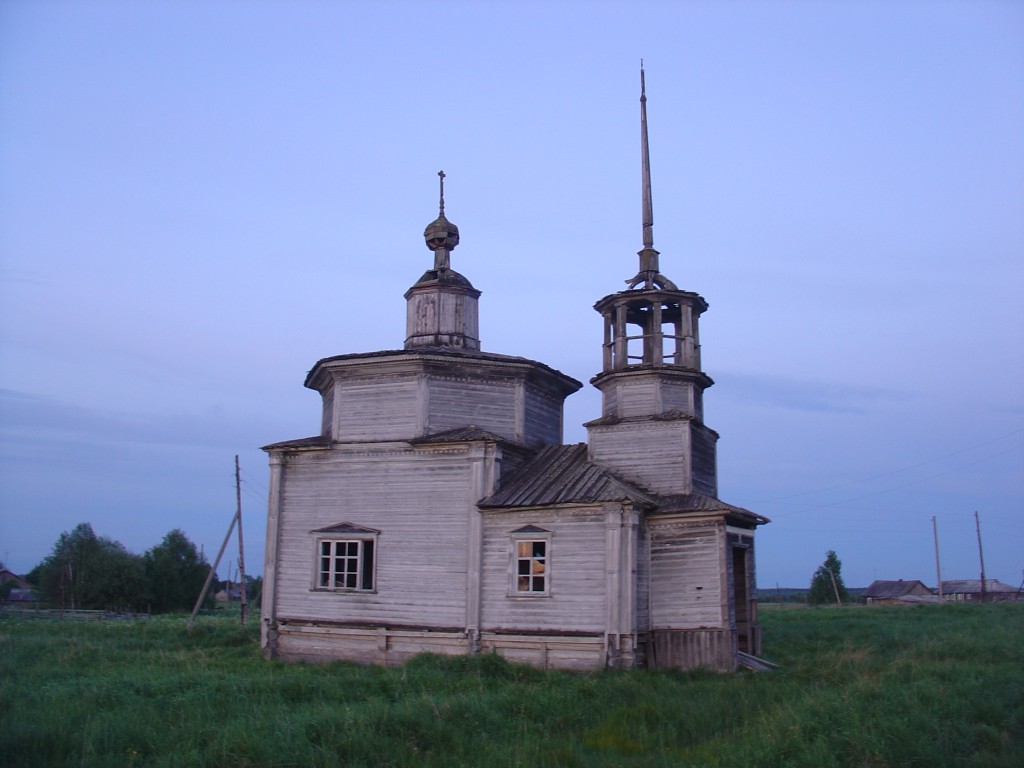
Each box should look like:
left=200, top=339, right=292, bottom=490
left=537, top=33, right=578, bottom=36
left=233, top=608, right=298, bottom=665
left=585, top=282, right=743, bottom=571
left=764, top=442, right=1024, bottom=519
left=754, top=429, right=1024, bottom=506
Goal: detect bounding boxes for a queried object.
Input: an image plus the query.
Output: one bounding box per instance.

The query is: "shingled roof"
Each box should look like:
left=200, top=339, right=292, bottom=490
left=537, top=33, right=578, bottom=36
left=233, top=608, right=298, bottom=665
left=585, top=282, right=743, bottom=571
left=411, top=426, right=512, bottom=445
left=863, top=580, right=933, bottom=599
left=479, top=443, right=769, bottom=527
left=479, top=443, right=657, bottom=508
left=262, top=435, right=333, bottom=452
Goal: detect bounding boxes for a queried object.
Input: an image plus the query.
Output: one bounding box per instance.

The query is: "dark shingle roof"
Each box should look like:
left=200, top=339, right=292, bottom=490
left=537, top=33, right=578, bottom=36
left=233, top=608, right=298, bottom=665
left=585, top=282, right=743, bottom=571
left=863, top=580, right=932, bottom=599
left=941, top=579, right=1018, bottom=594
left=657, top=493, right=760, bottom=516
left=411, top=426, right=513, bottom=445
left=479, top=444, right=657, bottom=508
left=480, top=444, right=768, bottom=526
left=261, top=435, right=333, bottom=451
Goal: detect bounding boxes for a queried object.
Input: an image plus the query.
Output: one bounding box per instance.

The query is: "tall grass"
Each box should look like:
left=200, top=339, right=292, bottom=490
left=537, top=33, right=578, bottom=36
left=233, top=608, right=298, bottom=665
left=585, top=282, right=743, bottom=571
left=1, top=605, right=1021, bottom=767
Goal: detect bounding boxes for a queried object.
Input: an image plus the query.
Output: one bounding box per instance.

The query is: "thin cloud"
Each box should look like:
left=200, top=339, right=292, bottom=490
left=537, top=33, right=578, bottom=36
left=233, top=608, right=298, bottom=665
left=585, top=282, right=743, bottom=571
left=714, top=372, right=909, bottom=414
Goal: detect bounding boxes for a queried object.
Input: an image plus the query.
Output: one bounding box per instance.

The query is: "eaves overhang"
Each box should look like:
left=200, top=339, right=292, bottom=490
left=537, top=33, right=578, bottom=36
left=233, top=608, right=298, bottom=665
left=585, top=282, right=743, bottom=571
left=303, top=348, right=581, bottom=396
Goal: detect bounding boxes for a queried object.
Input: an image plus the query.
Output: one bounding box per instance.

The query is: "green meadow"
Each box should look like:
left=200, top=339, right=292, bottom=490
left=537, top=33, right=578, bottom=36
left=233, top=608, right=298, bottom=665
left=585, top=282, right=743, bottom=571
left=1, top=604, right=1021, bottom=767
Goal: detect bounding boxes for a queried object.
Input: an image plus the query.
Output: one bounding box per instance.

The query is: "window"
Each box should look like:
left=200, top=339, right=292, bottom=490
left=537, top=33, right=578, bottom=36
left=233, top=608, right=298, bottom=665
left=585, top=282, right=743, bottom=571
left=319, top=539, right=374, bottom=590
left=516, top=540, right=547, bottom=593
left=311, top=523, right=379, bottom=592
left=510, top=525, right=551, bottom=596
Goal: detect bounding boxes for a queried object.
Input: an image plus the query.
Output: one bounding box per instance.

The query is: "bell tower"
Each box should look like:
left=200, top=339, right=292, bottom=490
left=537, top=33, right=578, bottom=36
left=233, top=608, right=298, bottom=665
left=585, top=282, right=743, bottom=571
left=586, top=66, right=719, bottom=497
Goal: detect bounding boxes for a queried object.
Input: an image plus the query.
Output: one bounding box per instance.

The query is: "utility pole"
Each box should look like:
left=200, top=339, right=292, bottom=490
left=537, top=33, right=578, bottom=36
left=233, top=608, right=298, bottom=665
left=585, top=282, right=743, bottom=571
left=975, top=511, right=987, bottom=604
left=189, top=511, right=237, bottom=629
left=236, top=455, right=248, bottom=627
left=188, top=456, right=247, bottom=630
left=828, top=568, right=842, bottom=605
left=932, top=516, right=943, bottom=599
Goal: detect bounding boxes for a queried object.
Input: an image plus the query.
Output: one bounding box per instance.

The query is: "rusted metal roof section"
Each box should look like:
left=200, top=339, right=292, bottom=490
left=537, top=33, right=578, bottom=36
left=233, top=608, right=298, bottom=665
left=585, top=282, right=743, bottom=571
left=480, top=443, right=657, bottom=508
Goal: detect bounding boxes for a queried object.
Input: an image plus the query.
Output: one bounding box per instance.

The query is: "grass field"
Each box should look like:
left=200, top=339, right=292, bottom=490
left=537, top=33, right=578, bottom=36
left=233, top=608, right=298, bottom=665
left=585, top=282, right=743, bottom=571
left=1, top=604, right=1021, bottom=767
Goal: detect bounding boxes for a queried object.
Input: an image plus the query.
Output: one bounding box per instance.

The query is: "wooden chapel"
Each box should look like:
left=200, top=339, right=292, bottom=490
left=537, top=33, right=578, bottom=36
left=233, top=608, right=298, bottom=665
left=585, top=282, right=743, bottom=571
left=260, top=70, right=767, bottom=671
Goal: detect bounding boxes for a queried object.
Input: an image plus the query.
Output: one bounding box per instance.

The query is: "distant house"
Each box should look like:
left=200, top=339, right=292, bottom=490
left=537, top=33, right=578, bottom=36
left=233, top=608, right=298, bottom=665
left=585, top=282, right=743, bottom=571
left=0, top=568, right=32, bottom=590
left=7, top=588, right=40, bottom=604
left=1, top=569, right=38, bottom=605
left=214, top=587, right=245, bottom=602
left=941, top=579, right=1021, bottom=603
left=862, top=580, right=935, bottom=605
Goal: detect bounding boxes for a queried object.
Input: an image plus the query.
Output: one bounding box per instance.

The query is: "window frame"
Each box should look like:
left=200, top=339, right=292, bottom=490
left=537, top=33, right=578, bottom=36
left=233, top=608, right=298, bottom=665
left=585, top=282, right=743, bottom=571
left=508, top=525, right=552, bottom=598
left=310, top=523, right=379, bottom=593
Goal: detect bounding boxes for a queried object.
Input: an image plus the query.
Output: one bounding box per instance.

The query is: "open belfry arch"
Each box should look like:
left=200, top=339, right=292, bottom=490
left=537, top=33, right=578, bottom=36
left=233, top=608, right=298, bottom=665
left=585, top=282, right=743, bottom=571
left=261, top=67, right=767, bottom=671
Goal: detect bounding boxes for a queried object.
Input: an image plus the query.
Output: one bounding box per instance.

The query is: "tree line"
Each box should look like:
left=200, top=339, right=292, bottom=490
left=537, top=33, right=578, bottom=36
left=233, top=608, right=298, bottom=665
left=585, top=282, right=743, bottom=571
left=20, top=522, right=258, bottom=613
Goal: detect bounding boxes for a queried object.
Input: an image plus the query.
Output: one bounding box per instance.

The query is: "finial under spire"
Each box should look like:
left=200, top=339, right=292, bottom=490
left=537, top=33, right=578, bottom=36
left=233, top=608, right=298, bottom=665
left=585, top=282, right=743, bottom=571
left=424, top=171, right=459, bottom=271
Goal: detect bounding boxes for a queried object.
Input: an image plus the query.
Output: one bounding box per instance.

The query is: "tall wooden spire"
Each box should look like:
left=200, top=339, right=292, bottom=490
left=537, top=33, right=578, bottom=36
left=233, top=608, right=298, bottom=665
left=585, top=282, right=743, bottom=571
left=641, top=61, right=654, bottom=253
left=629, top=63, right=676, bottom=291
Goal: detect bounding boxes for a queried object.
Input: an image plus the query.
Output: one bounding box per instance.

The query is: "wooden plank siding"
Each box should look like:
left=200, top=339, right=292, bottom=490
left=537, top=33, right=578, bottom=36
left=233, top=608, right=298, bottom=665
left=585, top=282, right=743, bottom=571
left=648, top=520, right=725, bottom=630
left=319, top=385, right=334, bottom=436
left=616, top=376, right=661, bottom=418
left=476, top=503, right=644, bottom=670
left=588, top=420, right=692, bottom=495
left=272, top=445, right=480, bottom=631
left=635, top=522, right=651, bottom=633
left=479, top=506, right=609, bottom=633
left=660, top=378, right=695, bottom=415
left=642, top=516, right=744, bottom=671
left=690, top=424, right=718, bottom=497
left=523, top=384, right=564, bottom=447
left=274, top=623, right=471, bottom=666
left=479, top=632, right=608, bottom=671
left=334, top=378, right=420, bottom=441
left=425, top=376, right=517, bottom=439
left=649, top=629, right=736, bottom=672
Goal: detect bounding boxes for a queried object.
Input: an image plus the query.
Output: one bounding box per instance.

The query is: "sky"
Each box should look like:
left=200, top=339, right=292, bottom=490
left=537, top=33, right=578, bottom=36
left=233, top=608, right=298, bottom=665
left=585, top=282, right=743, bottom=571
left=1, top=0, right=1022, bottom=590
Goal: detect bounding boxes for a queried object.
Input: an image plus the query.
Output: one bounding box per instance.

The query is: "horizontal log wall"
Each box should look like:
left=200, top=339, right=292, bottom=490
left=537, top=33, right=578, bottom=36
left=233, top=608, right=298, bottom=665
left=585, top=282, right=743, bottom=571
left=272, top=622, right=470, bottom=665
left=480, top=507, right=608, bottom=634
left=649, top=521, right=724, bottom=629
left=690, top=424, right=718, bottom=497
left=523, top=385, right=563, bottom=446
left=660, top=380, right=695, bottom=415
left=426, top=376, right=517, bottom=438
left=616, top=376, right=660, bottom=418
left=588, top=420, right=690, bottom=495
left=480, top=632, right=610, bottom=671
left=320, top=385, right=334, bottom=436
left=334, top=378, right=420, bottom=441
left=274, top=446, right=476, bottom=630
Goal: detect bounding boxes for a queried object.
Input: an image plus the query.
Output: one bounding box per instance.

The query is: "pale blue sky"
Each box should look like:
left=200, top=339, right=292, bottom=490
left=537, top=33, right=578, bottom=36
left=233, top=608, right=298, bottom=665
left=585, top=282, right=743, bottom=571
left=1, top=0, right=1022, bottom=589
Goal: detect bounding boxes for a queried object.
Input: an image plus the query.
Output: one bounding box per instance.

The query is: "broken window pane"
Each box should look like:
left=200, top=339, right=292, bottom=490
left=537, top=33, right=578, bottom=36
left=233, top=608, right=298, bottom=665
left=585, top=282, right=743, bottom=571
left=514, top=539, right=548, bottom=594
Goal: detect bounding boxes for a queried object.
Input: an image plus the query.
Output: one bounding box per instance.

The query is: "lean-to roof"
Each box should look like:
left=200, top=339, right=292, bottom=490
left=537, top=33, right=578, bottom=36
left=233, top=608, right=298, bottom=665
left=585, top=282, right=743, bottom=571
left=480, top=443, right=656, bottom=508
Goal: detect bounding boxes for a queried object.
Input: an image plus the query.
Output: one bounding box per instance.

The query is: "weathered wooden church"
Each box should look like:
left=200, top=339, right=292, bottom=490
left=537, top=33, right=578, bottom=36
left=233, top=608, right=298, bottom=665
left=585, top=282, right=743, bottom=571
left=260, top=72, right=767, bottom=671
